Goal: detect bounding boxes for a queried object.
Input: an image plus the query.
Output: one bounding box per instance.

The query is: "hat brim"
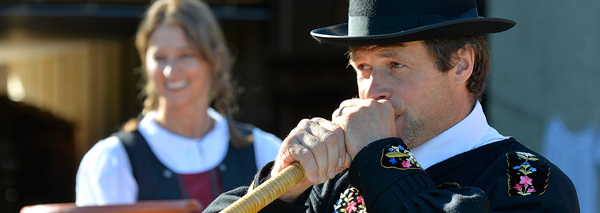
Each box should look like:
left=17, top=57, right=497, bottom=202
left=310, top=18, right=516, bottom=46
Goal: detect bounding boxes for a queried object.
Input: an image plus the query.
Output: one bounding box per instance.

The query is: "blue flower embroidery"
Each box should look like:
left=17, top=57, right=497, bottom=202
left=508, top=152, right=547, bottom=196
left=399, top=146, right=405, bottom=150
left=388, top=148, right=394, bottom=151
left=333, top=186, right=366, bottom=213
left=389, top=158, right=397, bottom=164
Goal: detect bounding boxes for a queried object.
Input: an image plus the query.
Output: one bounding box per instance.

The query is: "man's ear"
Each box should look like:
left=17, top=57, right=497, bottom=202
left=453, top=44, right=475, bottom=85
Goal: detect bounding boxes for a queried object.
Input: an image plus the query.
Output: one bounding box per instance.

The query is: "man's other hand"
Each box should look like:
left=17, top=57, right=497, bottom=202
left=333, top=99, right=397, bottom=159
left=271, top=118, right=351, bottom=203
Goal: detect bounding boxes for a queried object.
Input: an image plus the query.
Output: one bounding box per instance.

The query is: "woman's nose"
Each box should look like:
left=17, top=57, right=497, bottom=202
left=162, top=64, right=173, bottom=77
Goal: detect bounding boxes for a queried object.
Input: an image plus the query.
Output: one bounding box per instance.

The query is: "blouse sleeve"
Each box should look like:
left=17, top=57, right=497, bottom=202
left=252, top=127, right=282, bottom=170
left=75, top=136, right=138, bottom=206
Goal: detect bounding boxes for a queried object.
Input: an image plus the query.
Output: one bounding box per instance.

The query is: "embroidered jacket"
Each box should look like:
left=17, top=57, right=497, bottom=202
left=204, top=138, right=579, bottom=212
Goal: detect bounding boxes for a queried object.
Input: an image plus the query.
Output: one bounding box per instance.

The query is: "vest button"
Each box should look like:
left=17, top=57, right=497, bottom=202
left=163, top=169, right=173, bottom=179
left=219, top=164, right=227, bottom=172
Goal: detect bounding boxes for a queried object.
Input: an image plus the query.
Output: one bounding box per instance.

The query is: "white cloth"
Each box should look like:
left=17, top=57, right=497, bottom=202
left=75, top=108, right=281, bottom=206
left=542, top=117, right=597, bottom=213
left=411, top=101, right=508, bottom=169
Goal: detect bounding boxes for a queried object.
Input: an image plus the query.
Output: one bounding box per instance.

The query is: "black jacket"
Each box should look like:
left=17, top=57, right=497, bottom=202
left=204, top=138, right=579, bottom=212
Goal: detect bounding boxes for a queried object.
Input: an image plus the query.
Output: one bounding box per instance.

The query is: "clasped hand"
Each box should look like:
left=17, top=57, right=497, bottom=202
left=271, top=99, right=396, bottom=202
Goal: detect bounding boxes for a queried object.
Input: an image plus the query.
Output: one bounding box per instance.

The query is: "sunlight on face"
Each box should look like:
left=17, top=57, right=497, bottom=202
left=349, top=41, right=455, bottom=148
left=145, top=23, right=214, bottom=110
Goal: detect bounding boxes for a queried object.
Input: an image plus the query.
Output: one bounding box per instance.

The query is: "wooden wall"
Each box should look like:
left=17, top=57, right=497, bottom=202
left=0, top=39, right=136, bottom=160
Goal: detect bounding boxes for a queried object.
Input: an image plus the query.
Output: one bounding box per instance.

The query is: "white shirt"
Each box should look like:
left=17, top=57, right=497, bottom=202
left=411, top=101, right=508, bottom=170
left=75, top=108, right=281, bottom=206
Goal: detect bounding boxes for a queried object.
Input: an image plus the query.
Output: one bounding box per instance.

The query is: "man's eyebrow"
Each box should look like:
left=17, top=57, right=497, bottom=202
left=377, top=49, right=398, bottom=58
left=349, top=54, right=362, bottom=62
left=349, top=43, right=406, bottom=63
left=378, top=48, right=403, bottom=59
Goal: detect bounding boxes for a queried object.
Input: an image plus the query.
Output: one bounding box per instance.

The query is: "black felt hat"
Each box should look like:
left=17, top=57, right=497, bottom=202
left=311, top=0, right=516, bottom=46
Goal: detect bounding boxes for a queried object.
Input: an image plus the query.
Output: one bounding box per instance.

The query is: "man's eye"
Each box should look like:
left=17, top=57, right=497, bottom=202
left=358, top=64, right=372, bottom=70
left=391, top=62, right=404, bottom=68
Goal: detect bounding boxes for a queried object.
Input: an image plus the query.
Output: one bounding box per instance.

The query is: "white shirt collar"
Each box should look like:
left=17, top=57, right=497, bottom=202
left=137, top=108, right=230, bottom=174
left=411, top=101, right=507, bottom=169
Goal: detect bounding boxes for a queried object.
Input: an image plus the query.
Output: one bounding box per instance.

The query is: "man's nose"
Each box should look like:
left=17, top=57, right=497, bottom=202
left=363, top=70, right=391, bottom=100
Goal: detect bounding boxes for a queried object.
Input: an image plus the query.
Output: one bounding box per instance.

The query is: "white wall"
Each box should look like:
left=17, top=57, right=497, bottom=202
left=487, top=1, right=600, bottom=212
left=488, top=0, right=600, bottom=150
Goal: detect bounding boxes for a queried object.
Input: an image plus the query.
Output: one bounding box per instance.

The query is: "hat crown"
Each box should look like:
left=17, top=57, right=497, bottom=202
left=348, top=0, right=479, bottom=36
left=349, top=0, right=477, bottom=17
left=310, top=0, right=515, bottom=46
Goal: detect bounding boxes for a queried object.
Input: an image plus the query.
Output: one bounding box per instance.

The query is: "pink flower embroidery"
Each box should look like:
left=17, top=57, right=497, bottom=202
left=357, top=196, right=365, bottom=205
left=347, top=201, right=357, bottom=213
left=401, top=160, right=412, bottom=168
left=514, top=184, right=522, bottom=191
left=527, top=188, right=536, bottom=193
left=519, top=176, right=533, bottom=187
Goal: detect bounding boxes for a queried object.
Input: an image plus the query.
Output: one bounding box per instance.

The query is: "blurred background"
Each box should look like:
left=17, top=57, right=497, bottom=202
left=0, top=0, right=598, bottom=212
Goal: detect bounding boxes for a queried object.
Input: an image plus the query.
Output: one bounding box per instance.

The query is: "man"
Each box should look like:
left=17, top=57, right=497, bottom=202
left=204, top=0, right=579, bottom=212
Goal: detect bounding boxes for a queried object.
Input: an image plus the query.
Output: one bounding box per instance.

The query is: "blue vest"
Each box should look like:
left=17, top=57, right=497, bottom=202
left=114, top=120, right=258, bottom=201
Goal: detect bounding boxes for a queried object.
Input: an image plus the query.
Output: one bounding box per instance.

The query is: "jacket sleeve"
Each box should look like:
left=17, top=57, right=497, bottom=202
left=485, top=150, right=579, bottom=212
left=202, top=162, right=309, bottom=213
left=348, top=138, right=579, bottom=213
left=348, top=138, right=490, bottom=212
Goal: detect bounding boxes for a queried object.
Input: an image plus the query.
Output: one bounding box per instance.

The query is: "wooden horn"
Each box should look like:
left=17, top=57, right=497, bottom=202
left=220, top=162, right=305, bottom=213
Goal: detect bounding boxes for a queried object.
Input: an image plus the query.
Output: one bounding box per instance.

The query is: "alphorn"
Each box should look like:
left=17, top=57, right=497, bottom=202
left=220, top=162, right=305, bottom=213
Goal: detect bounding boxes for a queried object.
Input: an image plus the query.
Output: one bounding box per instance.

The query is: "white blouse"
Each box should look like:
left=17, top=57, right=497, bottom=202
left=75, top=108, right=281, bottom=206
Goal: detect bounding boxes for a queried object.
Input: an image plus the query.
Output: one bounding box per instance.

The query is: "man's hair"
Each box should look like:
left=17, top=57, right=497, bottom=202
left=423, top=34, right=489, bottom=100
left=348, top=34, right=490, bottom=100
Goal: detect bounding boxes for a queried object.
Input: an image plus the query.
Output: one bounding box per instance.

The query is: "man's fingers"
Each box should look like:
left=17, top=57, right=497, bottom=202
left=313, top=118, right=346, bottom=179
left=283, top=138, right=320, bottom=183
left=301, top=119, right=335, bottom=183
left=344, top=152, right=352, bottom=167
left=311, top=118, right=345, bottom=179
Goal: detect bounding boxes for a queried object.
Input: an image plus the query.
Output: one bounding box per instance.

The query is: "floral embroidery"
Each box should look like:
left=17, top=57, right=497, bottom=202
left=333, top=186, right=366, bottom=213
left=381, top=143, right=422, bottom=170
left=401, top=160, right=411, bottom=168
left=507, top=152, right=549, bottom=196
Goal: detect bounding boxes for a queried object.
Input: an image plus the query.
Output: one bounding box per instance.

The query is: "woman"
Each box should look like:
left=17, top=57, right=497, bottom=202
left=75, top=0, right=281, bottom=208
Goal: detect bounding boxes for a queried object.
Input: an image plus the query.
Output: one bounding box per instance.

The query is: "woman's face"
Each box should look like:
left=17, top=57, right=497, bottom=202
left=145, top=23, right=213, bottom=110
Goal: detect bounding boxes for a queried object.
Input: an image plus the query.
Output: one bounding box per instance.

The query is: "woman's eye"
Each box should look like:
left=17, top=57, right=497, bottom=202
left=180, top=53, right=194, bottom=59
left=154, top=56, right=166, bottom=61
left=391, top=62, right=404, bottom=68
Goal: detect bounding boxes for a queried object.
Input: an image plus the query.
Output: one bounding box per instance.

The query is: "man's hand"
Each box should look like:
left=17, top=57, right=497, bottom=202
left=332, top=99, right=397, bottom=159
left=271, top=118, right=351, bottom=203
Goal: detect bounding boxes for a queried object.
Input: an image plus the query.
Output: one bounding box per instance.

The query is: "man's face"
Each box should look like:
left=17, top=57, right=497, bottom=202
left=349, top=41, right=457, bottom=148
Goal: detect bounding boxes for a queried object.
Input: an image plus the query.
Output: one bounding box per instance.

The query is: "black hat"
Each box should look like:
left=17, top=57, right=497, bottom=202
left=310, top=0, right=516, bottom=46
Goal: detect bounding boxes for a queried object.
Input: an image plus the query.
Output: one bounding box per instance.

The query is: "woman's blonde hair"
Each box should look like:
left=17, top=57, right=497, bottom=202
left=125, top=0, right=235, bottom=131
